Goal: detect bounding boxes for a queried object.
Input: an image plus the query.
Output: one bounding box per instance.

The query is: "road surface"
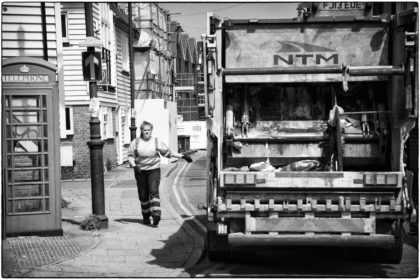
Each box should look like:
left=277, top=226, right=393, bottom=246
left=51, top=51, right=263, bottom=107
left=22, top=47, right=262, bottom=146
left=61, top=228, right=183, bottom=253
left=169, top=151, right=418, bottom=278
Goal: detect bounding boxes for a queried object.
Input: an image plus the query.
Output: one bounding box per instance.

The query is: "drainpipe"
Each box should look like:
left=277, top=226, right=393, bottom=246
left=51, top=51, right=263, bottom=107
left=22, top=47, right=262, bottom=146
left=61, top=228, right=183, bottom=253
left=41, top=2, right=48, bottom=60
left=128, top=3, right=137, bottom=141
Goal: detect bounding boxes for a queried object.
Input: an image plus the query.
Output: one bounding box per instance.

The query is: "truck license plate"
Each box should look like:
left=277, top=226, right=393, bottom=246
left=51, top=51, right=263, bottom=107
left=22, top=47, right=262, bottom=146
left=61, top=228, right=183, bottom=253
left=321, top=2, right=366, bottom=10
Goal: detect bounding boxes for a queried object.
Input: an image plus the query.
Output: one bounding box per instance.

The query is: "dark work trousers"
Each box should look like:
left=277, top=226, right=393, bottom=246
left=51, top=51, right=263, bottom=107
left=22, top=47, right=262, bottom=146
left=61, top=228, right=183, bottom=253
left=134, top=168, right=161, bottom=219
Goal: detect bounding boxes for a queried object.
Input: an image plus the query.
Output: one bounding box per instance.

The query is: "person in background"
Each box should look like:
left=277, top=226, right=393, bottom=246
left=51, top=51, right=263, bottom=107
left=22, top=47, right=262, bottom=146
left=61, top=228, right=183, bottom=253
left=127, top=121, right=192, bottom=226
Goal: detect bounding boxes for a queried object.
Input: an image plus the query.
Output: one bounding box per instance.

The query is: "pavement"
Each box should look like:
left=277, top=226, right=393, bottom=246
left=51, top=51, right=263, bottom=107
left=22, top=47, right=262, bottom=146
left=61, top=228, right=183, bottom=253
left=2, top=152, right=206, bottom=278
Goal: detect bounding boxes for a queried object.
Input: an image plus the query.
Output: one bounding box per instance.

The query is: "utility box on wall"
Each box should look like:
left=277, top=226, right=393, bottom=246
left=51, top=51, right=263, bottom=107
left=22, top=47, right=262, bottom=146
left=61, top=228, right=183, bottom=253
left=2, top=58, right=63, bottom=236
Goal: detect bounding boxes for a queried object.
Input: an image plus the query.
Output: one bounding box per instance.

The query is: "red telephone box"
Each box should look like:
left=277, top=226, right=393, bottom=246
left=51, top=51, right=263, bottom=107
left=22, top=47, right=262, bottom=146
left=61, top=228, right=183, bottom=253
left=2, top=57, right=62, bottom=236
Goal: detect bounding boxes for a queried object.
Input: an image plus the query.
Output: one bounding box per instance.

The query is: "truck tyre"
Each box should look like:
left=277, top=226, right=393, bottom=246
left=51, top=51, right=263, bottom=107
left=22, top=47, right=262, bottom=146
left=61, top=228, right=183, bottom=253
left=206, top=230, right=230, bottom=262
left=375, top=236, right=403, bottom=264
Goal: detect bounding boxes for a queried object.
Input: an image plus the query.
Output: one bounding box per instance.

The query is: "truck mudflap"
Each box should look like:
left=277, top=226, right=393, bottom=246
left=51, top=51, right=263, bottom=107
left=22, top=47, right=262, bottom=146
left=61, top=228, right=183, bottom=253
left=228, top=233, right=396, bottom=248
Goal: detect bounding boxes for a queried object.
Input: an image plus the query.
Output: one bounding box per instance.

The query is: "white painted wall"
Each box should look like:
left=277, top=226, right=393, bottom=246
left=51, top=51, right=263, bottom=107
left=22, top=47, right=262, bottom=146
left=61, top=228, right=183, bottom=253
left=134, top=99, right=178, bottom=163
left=61, top=3, right=88, bottom=105
left=1, top=3, right=58, bottom=62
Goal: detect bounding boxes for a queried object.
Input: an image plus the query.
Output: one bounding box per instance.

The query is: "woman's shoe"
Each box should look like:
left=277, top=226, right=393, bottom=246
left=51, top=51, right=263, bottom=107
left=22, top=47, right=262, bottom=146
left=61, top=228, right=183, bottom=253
left=152, top=215, right=160, bottom=226
left=143, top=217, right=151, bottom=225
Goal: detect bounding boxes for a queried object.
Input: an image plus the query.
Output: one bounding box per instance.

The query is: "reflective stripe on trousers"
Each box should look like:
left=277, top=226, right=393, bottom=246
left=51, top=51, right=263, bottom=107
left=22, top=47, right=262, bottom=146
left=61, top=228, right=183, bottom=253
left=134, top=168, right=161, bottom=218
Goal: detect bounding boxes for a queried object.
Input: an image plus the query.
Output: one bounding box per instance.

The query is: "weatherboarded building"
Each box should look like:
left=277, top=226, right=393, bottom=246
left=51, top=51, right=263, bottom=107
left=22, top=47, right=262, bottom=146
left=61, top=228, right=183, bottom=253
left=60, top=3, right=138, bottom=178
left=1, top=2, right=65, bottom=235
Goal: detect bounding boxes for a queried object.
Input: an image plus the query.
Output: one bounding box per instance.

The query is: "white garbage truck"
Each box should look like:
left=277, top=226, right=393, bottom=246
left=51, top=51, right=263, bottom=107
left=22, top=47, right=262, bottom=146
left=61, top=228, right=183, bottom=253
left=202, top=2, right=418, bottom=263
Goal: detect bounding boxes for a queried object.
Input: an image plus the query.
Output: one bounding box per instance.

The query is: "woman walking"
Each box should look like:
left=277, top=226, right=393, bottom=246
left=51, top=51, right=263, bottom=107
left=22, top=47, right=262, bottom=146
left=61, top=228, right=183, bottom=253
left=127, top=121, right=192, bottom=226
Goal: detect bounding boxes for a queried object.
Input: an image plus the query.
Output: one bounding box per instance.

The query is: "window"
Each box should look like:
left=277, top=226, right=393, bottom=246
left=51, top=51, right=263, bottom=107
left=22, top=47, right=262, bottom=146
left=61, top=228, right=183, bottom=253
left=100, top=3, right=111, bottom=49
left=65, top=107, right=74, bottom=135
left=4, top=94, right=51, bottom=214
left=121, top=34, right=129, bottom=72
left=98, top=3, right=112, bottom=86
left=101, top=107, right=115, bottom=139
left=101, top=21, right=110, bottom=48
left=100, top=48, right=112, bottom=85
left=103, top=110, right=108, bottom=137
left=61, top=12, right=69, bottom=42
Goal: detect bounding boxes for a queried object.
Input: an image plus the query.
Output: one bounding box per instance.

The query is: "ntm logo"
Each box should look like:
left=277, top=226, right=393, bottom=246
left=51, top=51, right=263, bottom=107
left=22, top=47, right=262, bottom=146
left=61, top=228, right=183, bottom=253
left=273, top=41, right=338, bottom=66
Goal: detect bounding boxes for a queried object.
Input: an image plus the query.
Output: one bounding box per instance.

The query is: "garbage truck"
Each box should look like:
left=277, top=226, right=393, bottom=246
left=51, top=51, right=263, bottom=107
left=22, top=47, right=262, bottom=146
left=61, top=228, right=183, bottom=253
left=201, top=2, right=418, bottom=263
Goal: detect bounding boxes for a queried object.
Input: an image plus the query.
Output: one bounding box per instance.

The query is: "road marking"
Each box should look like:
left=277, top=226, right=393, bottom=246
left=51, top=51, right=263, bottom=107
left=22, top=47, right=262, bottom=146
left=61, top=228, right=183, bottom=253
left=172, top=161, right=207, bottom=233
left=178, top=175, right=204, bottom=215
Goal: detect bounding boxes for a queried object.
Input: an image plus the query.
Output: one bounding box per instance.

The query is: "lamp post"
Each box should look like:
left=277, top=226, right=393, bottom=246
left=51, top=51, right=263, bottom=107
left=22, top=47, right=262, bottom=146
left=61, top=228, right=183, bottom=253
left=128, top=3, right=137, bottom=141
left=84, top=3, right=108, bottom=229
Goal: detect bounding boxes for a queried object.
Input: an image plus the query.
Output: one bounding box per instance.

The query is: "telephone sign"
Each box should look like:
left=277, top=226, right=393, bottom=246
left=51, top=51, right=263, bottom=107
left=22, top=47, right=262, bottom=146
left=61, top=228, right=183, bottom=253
left=82, top=51, right=102, bottom=81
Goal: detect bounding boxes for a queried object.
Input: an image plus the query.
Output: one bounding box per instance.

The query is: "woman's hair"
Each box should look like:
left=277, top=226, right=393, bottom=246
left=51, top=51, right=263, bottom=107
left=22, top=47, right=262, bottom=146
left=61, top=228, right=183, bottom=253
left=140, top=121, right=153, bottom=138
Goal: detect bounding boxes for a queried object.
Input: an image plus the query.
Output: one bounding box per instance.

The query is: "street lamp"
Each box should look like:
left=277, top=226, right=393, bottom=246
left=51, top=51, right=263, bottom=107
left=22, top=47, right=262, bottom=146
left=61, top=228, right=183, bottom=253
left=83, top=3, right=108, bottom=229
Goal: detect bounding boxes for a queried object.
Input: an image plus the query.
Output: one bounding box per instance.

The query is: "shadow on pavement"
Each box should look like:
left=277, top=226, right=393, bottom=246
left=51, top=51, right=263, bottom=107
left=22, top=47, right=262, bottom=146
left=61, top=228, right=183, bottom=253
left=187, top=245, right=401, bottom=277
left=146, top=218, right=206, bottom=270
left=181, top=231, right=417, bottom=278
left=114, top=218, right=158, bottom=229
left=62, top=218, right=81, bottom=225
left=114, top=218, right=142, bottom=224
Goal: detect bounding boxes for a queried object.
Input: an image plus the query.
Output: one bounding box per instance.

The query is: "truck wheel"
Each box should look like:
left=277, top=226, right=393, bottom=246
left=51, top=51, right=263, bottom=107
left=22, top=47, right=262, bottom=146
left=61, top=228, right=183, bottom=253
left=375, top=236, right=403, bottom=264
left=206, top=230, right=230, bottom=262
